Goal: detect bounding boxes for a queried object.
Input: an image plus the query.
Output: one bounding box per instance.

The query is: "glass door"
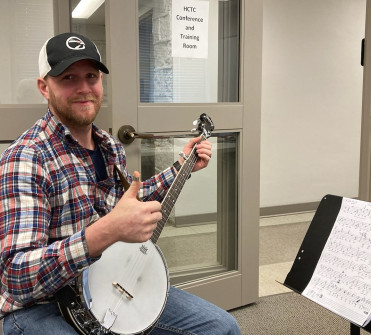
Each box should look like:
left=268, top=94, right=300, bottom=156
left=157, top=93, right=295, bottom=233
left=136, top=0, right=239, bottom=286
left=103, top=0, right=262, bottom=310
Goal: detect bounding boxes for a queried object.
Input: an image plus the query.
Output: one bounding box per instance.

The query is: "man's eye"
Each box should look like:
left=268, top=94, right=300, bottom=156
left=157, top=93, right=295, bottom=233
left=62, top=75, right=73, bottom=80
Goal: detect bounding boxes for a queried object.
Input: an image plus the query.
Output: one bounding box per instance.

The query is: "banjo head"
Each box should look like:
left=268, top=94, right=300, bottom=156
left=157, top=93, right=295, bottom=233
left=84, top=240, right=169, bottom=334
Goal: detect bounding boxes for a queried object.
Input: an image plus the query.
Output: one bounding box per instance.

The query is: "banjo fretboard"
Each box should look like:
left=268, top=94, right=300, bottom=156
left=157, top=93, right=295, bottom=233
left=151, top=138, right=203, bottom=244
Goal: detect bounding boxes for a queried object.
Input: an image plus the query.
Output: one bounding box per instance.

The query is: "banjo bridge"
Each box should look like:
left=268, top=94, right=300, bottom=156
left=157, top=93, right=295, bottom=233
left=112, top=281, right=134, bottom=300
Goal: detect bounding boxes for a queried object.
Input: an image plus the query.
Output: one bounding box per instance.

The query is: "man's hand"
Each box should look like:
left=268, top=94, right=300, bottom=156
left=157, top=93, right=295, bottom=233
left=110, top=171, right=162, bottom=242
left=85, top=171, right=162, bottom=257
left=180, top=136, right=212, bottom=173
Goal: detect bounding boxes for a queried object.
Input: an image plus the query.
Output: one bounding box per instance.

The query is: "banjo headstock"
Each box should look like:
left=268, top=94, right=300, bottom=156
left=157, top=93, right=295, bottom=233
left=192, top=113, right=214, bottom=139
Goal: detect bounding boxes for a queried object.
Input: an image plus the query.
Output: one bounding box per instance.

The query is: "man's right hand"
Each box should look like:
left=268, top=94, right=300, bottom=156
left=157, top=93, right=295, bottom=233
left=85, top=171, right=162, bottom=258
left=110, top=171, right=162, bottom=243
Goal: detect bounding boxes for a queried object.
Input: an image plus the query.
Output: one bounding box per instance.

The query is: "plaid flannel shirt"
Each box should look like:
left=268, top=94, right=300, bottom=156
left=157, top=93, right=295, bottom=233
left=0, top=110, right=175, bottom=317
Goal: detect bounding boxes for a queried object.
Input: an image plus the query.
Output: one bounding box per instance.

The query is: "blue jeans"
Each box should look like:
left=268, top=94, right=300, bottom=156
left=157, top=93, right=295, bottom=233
left=3, top=286, right=241, bottom=335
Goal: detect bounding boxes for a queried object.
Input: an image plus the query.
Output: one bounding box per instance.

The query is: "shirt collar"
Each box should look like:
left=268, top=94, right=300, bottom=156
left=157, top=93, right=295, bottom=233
left=44, top=109, right=74, bottom=142
left=45, top=109, right=117, bottom=158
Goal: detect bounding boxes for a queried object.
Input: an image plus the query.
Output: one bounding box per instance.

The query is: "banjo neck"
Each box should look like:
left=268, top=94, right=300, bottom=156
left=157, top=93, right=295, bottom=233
left=151, top=136, right=204, bottom=244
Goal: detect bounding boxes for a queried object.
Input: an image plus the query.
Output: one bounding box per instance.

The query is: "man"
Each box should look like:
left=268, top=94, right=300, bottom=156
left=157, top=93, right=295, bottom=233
left=0, top=33, right=241, bottom=334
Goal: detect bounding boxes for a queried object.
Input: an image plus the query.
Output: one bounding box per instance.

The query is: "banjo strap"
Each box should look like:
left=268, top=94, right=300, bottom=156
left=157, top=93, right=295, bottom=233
left=114, top=165, right=130, bottom=191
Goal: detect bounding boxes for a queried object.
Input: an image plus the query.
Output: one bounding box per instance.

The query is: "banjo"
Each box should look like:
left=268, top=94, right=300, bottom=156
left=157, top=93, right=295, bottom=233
left=56, top=113, right=214, bottom=335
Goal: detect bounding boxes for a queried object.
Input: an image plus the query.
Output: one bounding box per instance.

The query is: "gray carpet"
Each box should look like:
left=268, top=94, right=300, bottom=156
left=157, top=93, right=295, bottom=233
left=230, top=292, right=369, bottom=335
left=159, top=221, right=311, bottom=268
left=259, top=221, right=310, bottom=265
left=158, top=232, right=217, bottom=268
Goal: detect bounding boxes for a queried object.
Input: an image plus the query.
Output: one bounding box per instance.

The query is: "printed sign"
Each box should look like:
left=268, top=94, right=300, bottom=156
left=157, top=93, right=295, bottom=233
left=172, top=0, right=209, bottom=59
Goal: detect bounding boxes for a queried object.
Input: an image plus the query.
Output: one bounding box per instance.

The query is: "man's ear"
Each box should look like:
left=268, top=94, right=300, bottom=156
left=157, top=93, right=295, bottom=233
left=37, top=77, right=49, bottom=100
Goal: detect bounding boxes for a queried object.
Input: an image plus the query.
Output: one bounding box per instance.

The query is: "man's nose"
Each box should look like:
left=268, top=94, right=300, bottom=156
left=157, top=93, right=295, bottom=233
left=76, top=79, right=92, bottom=93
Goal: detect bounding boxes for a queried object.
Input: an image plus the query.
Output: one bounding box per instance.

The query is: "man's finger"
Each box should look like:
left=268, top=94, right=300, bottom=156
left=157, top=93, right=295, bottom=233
left=125, top=171, right=142, bottom=199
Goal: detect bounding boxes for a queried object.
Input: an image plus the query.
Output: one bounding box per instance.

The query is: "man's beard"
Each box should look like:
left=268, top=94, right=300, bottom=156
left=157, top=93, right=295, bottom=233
left=49, top=90, right=102, bottom=127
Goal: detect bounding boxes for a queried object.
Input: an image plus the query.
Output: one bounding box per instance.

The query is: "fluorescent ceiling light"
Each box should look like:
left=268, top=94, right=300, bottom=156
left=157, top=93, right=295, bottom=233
left=72, top=0, right=105, bottom=19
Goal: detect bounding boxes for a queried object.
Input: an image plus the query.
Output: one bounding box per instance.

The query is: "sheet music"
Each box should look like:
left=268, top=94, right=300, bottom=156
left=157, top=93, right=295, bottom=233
left=302, top=197, right=371, bottom=327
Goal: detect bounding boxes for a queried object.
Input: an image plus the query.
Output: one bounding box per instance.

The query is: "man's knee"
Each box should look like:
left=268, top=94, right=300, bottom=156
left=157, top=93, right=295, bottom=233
left=209, top=312, right=241, bottom=335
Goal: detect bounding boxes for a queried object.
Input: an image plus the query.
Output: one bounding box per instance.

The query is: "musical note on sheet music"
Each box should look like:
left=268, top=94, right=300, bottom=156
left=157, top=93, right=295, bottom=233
left=302, top=197, right=371, bottom=327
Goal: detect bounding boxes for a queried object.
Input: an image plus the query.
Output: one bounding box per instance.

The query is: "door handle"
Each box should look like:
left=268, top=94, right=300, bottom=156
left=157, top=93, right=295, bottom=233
left=117, top=125, right=155, bottom=144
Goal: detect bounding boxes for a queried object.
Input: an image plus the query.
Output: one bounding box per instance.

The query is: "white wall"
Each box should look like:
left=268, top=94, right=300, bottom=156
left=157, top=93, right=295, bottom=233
left=261, top=0, right=366, bottom=208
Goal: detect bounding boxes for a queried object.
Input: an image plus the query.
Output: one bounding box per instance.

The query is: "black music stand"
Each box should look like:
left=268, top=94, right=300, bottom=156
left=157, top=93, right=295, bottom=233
left=351, top=323, right=361, bottom=335
left=283, top=195, right=371, bottom=335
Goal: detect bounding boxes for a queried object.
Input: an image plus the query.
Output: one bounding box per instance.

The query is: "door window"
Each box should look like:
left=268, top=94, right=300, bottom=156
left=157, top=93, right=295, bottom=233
left=141, top=132, right=239, bottom=284
left=138, top=0, right=240, bottom=284
left=0, top=0, right=53, bottom=105
left=139, top=0, right=240, bottom=103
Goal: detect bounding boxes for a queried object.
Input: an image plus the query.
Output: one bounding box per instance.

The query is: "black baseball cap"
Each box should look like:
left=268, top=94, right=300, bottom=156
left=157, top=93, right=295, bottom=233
left=38, top=32, right=109, bottom=78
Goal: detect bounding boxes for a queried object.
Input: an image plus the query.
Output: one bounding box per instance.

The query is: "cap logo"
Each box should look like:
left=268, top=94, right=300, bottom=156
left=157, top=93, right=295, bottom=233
left=66, top=36, right=86, bottom=50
